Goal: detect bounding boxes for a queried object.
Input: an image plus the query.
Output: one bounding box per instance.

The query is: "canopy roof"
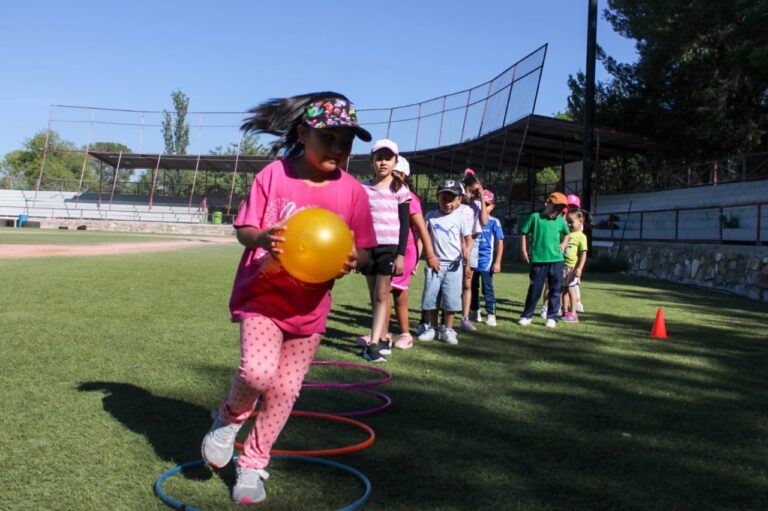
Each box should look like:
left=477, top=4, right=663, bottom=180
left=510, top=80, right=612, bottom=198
left=88, top=114, right=651, bottom=176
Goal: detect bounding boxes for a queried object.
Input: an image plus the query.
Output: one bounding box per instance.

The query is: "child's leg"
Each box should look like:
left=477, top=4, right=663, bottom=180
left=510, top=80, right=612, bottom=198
left=218, top=316, right=284, bottom=425
left=365, top=275, right=376, bottom=305
left=393, top=289, right=410, bottom=334
left=462, top=266, right=473, bottom=319
left=470, top=271, right=481, bottom=313
left=481, top=271, right=496, bottom=315
left=370, top=275, right=392, bottom=344
left=546, top=263, right=564, bottom=320
left=237, top=331, right=322, bottom=469
left=521, top=264, right=546, bottom=318
left=443, top=311, right=455, bottom=330
left=567, top=286, right=579, bottom=315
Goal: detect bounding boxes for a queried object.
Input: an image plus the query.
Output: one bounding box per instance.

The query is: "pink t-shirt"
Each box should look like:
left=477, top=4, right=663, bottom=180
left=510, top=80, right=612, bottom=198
left=407, top=191, right=423, bottom=248
left=229, top=159, right=377, bottom=335
left=362, top=180, right=411, bottom=246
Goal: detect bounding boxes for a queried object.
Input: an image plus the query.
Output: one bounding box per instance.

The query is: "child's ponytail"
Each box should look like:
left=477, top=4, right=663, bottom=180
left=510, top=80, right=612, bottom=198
left=462, top=168, right=480, bottom=188
left=241, top=91, right=352, bottom=158
left=389, top=172, right=404, bottom=193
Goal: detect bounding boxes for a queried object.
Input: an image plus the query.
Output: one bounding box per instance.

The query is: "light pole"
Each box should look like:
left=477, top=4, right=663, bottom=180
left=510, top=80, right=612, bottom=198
left=582, top=0, right=598, bottom=211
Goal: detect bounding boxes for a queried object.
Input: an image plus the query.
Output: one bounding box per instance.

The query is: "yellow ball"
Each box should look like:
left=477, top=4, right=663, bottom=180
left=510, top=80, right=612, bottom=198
left=278, top=208, right=353, bottom=284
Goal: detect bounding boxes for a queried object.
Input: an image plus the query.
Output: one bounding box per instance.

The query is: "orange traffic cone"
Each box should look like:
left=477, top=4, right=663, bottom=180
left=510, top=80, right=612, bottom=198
left=650, top=308, right=668, bottom=339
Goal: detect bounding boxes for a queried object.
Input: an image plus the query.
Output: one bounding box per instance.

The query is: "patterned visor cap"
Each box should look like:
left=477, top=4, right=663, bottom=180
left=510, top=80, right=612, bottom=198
left=302, top=98, right=372, bottom=142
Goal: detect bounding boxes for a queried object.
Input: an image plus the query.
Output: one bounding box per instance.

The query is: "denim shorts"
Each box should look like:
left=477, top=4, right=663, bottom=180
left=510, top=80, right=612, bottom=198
left=421, top=260, right=463, bottom=312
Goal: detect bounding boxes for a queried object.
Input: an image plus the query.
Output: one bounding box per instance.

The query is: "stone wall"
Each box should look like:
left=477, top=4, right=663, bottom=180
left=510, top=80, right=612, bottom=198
left=595, top=242, right=768, bottom=302
left=32, top=218, right=235, bottom=237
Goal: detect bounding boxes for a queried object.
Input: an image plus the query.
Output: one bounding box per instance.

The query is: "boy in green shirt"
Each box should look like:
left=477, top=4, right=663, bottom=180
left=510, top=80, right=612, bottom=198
left=518, top=192, right=570, bottom=328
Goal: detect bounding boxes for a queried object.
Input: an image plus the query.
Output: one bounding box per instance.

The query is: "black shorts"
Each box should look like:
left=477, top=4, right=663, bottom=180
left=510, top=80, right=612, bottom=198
left=362, top=245, right=398, bottom=276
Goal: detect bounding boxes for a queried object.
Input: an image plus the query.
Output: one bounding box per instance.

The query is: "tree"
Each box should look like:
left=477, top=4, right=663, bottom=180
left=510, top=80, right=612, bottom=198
left=210, top=133, right=269, bottom=157
left=159, top=89, right=192, bottom=194
left=567, top=0, right=768, bottom=161
left=1, top=130, right=94, bottom=190
left=89, top=142, right=134, bottom=193
left=162, top=89, right=190, bottom=155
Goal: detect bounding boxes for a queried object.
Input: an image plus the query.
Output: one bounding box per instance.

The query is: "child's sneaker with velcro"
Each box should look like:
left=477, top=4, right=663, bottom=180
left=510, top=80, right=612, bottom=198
left=363, top=343, right=387, bottom=363
left=232, top=466, right=270, bottom=504
left=201, top=413, right=242, bottom=468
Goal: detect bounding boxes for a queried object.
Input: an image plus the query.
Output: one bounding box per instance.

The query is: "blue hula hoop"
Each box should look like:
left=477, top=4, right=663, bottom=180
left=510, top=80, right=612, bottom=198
left=155, top=455, right=371, bottom=511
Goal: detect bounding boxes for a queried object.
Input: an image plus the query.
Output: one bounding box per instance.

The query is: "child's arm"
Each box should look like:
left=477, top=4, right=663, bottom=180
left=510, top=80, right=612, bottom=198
left=411, top=212, right=440, bottom=272
left=575, top=249, right=588, bottom=279
left=476, top=186, right=490, bottom=226
left=236, top=224, right=286, bottom=255
left=559, top=233, right=570, bottom=254
left=493, top=238, right=504, bottom=273
left=463, top=235, right=474, bottom=266
left=520, top=234, right=530, bottom=264
left=392, top=201, right=410, bottom=276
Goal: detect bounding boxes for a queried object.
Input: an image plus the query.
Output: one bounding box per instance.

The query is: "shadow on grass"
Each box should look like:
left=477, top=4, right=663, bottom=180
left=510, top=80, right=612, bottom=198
left=357, top=328, right=768, bottom=509
left=77, top=381, right=217, bottom=482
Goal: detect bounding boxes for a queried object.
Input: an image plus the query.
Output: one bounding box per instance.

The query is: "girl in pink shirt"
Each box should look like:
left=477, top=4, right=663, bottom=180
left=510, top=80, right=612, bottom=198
left=355, top=139, right=411, bottom=363
left=387, top=156, right=440, bottom=349
left=201, top=92, right=376, bottom=505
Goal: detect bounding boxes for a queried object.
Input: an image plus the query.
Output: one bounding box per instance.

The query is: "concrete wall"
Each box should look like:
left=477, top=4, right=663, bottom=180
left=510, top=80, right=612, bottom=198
left=595, top=242, right=768, bottom=302
left=20, top=218, right=235, bottom=237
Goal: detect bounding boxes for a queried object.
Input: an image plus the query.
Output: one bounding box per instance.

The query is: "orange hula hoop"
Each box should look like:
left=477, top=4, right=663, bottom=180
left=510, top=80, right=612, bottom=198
left=234, top=410, right=376, bottom=457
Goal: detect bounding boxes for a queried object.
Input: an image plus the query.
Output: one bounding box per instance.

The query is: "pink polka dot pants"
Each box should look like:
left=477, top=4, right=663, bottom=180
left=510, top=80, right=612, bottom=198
left=218, top=315, right=322, bottom=469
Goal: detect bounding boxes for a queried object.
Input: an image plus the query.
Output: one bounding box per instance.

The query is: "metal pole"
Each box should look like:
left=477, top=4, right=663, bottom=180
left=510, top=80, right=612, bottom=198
left=108, top=150, right=123, bottom=209
left=477, top=81, right=494, bottom=138
left=459, top=91, right=471, bottom=142
left=76, top=110, right=95, bottom=207
left=188, top=154, right=201, bottom=211
left=581, top=0, right=598, bottom=212
left=139, top=112, right=145, bottom=153
left=438, top=96, right=447, bottom=146
left=508, top=44, right=547, bottom=204
left=226, top=134, right=243, bottom=215
left=33, top=106, right=53, bottom=205
left=414, top=102, right=422, bottom=151
left=386, top=109, right=393, bottom=139
left=149, top=154, right=162, bottom=210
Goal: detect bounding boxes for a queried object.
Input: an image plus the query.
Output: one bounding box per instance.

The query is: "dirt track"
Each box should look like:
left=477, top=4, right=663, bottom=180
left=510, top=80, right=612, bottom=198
left=0, top=237, right=238, bottom=259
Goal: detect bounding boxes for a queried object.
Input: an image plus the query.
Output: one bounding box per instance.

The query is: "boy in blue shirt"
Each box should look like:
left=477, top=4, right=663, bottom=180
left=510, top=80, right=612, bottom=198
left=469, top=190, right=505, bottom=326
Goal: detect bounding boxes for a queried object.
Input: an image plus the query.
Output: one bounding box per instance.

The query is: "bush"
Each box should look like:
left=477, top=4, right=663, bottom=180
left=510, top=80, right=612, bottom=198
left=587, top=254, right=630, bottom=273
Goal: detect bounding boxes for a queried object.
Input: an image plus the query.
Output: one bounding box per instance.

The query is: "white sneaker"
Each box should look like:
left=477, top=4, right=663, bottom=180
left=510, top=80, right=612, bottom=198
left=540, top=305, right=548, bottom=319
left=440, top=328, right=459, bottom=345
left=415, top=322, right=429, bottom=336
left=486, top=314, right=497, bottom=326
left=232, top=466, right=270, bottom=504
left=417, top=326, right=436, bottom=341
left=518, top=317, right=532, bottom=326
left=545, top=319, right=557, bottom=328
left=576, top=302, right=585, bottom=313
left=201, top=414, right=242, bottom=468
left=469, top=310, right=482, bottom=322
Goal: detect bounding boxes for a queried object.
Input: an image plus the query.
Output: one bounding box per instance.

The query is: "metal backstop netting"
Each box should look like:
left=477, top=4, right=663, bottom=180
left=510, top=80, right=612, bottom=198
left=20, top=45, right=546, bottom=222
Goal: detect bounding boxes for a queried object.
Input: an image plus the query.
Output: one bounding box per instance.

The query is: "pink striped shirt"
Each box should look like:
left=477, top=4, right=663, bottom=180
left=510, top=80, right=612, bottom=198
left=362, top=180, right=411, bottom=246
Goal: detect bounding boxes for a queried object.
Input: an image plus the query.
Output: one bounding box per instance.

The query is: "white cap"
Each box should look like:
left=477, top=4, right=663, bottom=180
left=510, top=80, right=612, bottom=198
left=371, top=138, right=399, bottom=155
left=394, top=156, right=410, bottom=176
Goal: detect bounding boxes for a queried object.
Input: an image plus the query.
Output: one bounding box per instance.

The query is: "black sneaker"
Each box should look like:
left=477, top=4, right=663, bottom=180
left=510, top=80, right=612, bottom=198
left=363, top=343, right=387, bottom=363
left=378, top=339, right=392, bottom=356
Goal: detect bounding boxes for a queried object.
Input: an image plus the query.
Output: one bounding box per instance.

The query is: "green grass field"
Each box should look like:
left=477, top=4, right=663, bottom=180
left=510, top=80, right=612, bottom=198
left=0, top=239, right=766, bottom=510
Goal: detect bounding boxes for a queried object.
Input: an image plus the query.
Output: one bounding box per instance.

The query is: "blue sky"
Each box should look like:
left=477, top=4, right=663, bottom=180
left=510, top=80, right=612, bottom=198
left=0, top=0, right=637, bottom=157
